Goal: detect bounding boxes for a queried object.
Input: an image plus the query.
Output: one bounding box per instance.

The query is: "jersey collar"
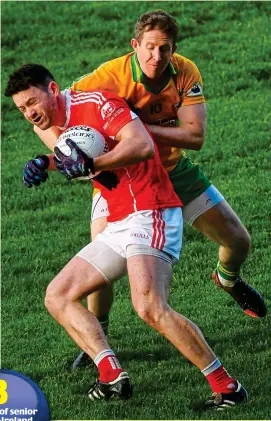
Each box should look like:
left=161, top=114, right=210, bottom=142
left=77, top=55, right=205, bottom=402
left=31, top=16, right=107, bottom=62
left=131, top=53, right=178, bottom=94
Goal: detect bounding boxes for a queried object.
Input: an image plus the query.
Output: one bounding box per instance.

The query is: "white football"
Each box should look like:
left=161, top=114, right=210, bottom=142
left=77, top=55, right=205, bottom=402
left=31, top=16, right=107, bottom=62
left=56, top=125, right=108, bottom=158
left=55, top=125, right=109, bottom=180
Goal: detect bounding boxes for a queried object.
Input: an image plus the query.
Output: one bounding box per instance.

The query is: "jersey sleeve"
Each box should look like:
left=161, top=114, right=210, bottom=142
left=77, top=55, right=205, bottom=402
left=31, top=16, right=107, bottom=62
left=176, top=57, right=205, bottom=107
left=96, top=92, right=138, bottom=139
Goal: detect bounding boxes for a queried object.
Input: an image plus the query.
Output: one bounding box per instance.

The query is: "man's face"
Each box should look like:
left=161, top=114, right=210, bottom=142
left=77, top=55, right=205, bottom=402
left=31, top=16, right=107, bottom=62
left=13, top=83, right=58, bottom=130
left=131, top=29, right=176, bottom=79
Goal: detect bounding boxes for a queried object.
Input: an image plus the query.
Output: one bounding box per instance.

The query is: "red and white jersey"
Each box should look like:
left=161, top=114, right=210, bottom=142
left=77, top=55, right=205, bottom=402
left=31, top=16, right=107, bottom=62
left=59, top=89, right=182, bottom=222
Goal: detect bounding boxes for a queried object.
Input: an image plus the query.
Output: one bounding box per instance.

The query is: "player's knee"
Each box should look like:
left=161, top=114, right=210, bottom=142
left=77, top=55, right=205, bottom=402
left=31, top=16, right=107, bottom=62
left=134, top=300, right=167, bottom=327
left=231, top=225, right=251, bottom=256
left=45, top=279, right=70, bottom=320
left=45, top=287, right=61, bottom=320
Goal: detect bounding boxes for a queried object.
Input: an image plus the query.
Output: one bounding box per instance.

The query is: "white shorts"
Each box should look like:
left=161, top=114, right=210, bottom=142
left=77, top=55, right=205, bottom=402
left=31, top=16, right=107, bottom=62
left=182, top=185, right=224, bottom=225
left=77, top=208, right=182, bottom=282
left=91, top=184, right=224, bottom=226
left=96, top=208, right=182, bottom=264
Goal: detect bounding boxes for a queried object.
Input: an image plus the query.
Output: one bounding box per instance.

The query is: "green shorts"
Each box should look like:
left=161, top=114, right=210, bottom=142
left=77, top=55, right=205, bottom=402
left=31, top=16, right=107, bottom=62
left=168, top=155, right=212, bottom=206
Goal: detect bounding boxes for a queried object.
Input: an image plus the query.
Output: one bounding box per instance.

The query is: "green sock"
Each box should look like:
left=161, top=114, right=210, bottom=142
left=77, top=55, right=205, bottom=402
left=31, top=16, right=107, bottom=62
left=217, top=261, right=240, bottom=287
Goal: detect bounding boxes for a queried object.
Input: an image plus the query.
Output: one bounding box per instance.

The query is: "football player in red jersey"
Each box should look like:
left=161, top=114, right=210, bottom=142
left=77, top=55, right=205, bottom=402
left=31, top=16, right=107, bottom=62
left=5, top=63, right=248, bottom=410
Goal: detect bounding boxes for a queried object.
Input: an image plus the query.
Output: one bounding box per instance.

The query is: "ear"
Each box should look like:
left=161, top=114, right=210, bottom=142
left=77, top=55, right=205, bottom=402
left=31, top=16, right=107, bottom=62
left=48, top=81, right=60, bottom=97
left=131, top=38, right=138, bottom=51
left=172, top=44, right=177, bottom=54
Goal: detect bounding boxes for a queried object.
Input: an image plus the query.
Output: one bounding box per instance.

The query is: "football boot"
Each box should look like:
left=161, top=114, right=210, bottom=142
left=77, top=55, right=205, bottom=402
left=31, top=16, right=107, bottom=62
left=193, top=381, right=248, bottom=411
left=88, top=372, right=132, bottom=401
left=213, top=270, right=267, bottom=318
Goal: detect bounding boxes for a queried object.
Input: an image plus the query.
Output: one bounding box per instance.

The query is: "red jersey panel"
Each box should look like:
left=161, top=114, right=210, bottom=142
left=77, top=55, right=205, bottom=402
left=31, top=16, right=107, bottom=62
left=59, top=89, right=182, bottom=222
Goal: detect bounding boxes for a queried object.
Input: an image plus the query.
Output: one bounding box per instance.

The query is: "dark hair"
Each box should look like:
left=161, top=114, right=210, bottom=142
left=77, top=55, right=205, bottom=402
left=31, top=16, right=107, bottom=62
left=4, top=64, right=55, bottom=97
left=135, top=10, right=179, bottom=44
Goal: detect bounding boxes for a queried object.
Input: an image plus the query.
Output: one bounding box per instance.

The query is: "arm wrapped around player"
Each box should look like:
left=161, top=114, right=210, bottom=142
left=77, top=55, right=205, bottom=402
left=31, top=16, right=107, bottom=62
left=23, top=155, right=49, bottom=188
left=54, top=138, right=119, bottom=190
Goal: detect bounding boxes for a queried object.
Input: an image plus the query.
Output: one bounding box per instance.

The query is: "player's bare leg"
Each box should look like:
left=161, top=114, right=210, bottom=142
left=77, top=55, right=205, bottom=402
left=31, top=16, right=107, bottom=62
left=128, top=253, right=248, bottom=409
left=45, top=254, right=132, bottom=400
left=45, top=256, right=111, bottom=358
left=87, top=216, right=114, bottom=327
left=193, top=200, right=251, bottom=268
left=128, top=254, right=216, bottom=369
left=193, top=200, right=266, bottom=317
left=73, top=216, right=113, bottom=368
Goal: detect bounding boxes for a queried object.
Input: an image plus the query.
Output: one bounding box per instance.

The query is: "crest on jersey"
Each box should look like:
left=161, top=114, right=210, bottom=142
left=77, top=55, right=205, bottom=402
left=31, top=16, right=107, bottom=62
left=101, top=101, right=116, bottom=120
left=186, top=82, right=203, bottom=97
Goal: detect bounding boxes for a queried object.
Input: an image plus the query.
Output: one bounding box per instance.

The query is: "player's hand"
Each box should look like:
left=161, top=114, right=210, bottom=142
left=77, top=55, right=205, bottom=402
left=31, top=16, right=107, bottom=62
left=54, top=138, right=94, bottom=179
left=54, top=138, right=119, bottom=190
left=23, top=155, right=49, bottom=188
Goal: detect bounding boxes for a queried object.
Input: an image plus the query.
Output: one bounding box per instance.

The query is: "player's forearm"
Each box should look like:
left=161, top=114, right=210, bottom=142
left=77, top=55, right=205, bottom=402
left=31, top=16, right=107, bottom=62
left=34, top=125, right=61, bottom=151
left=93, top=137, right=154, bottom=171
left=147, top=124, right=205, bottom=151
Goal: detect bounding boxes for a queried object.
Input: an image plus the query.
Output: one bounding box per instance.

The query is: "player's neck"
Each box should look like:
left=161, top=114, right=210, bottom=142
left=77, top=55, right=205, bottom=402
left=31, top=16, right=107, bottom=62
left=55, top=93, right=68, bottom=127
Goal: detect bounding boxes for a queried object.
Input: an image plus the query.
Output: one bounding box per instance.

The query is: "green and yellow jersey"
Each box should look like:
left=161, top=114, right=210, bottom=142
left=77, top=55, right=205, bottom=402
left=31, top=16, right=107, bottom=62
left=71, top=52, right=205, bottom=172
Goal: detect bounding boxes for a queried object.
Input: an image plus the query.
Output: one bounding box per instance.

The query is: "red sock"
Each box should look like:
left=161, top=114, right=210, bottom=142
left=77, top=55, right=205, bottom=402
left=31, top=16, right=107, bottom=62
left=206, top=365, right=238, bottom=394
left=95, top=350, right=123, bottom=383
